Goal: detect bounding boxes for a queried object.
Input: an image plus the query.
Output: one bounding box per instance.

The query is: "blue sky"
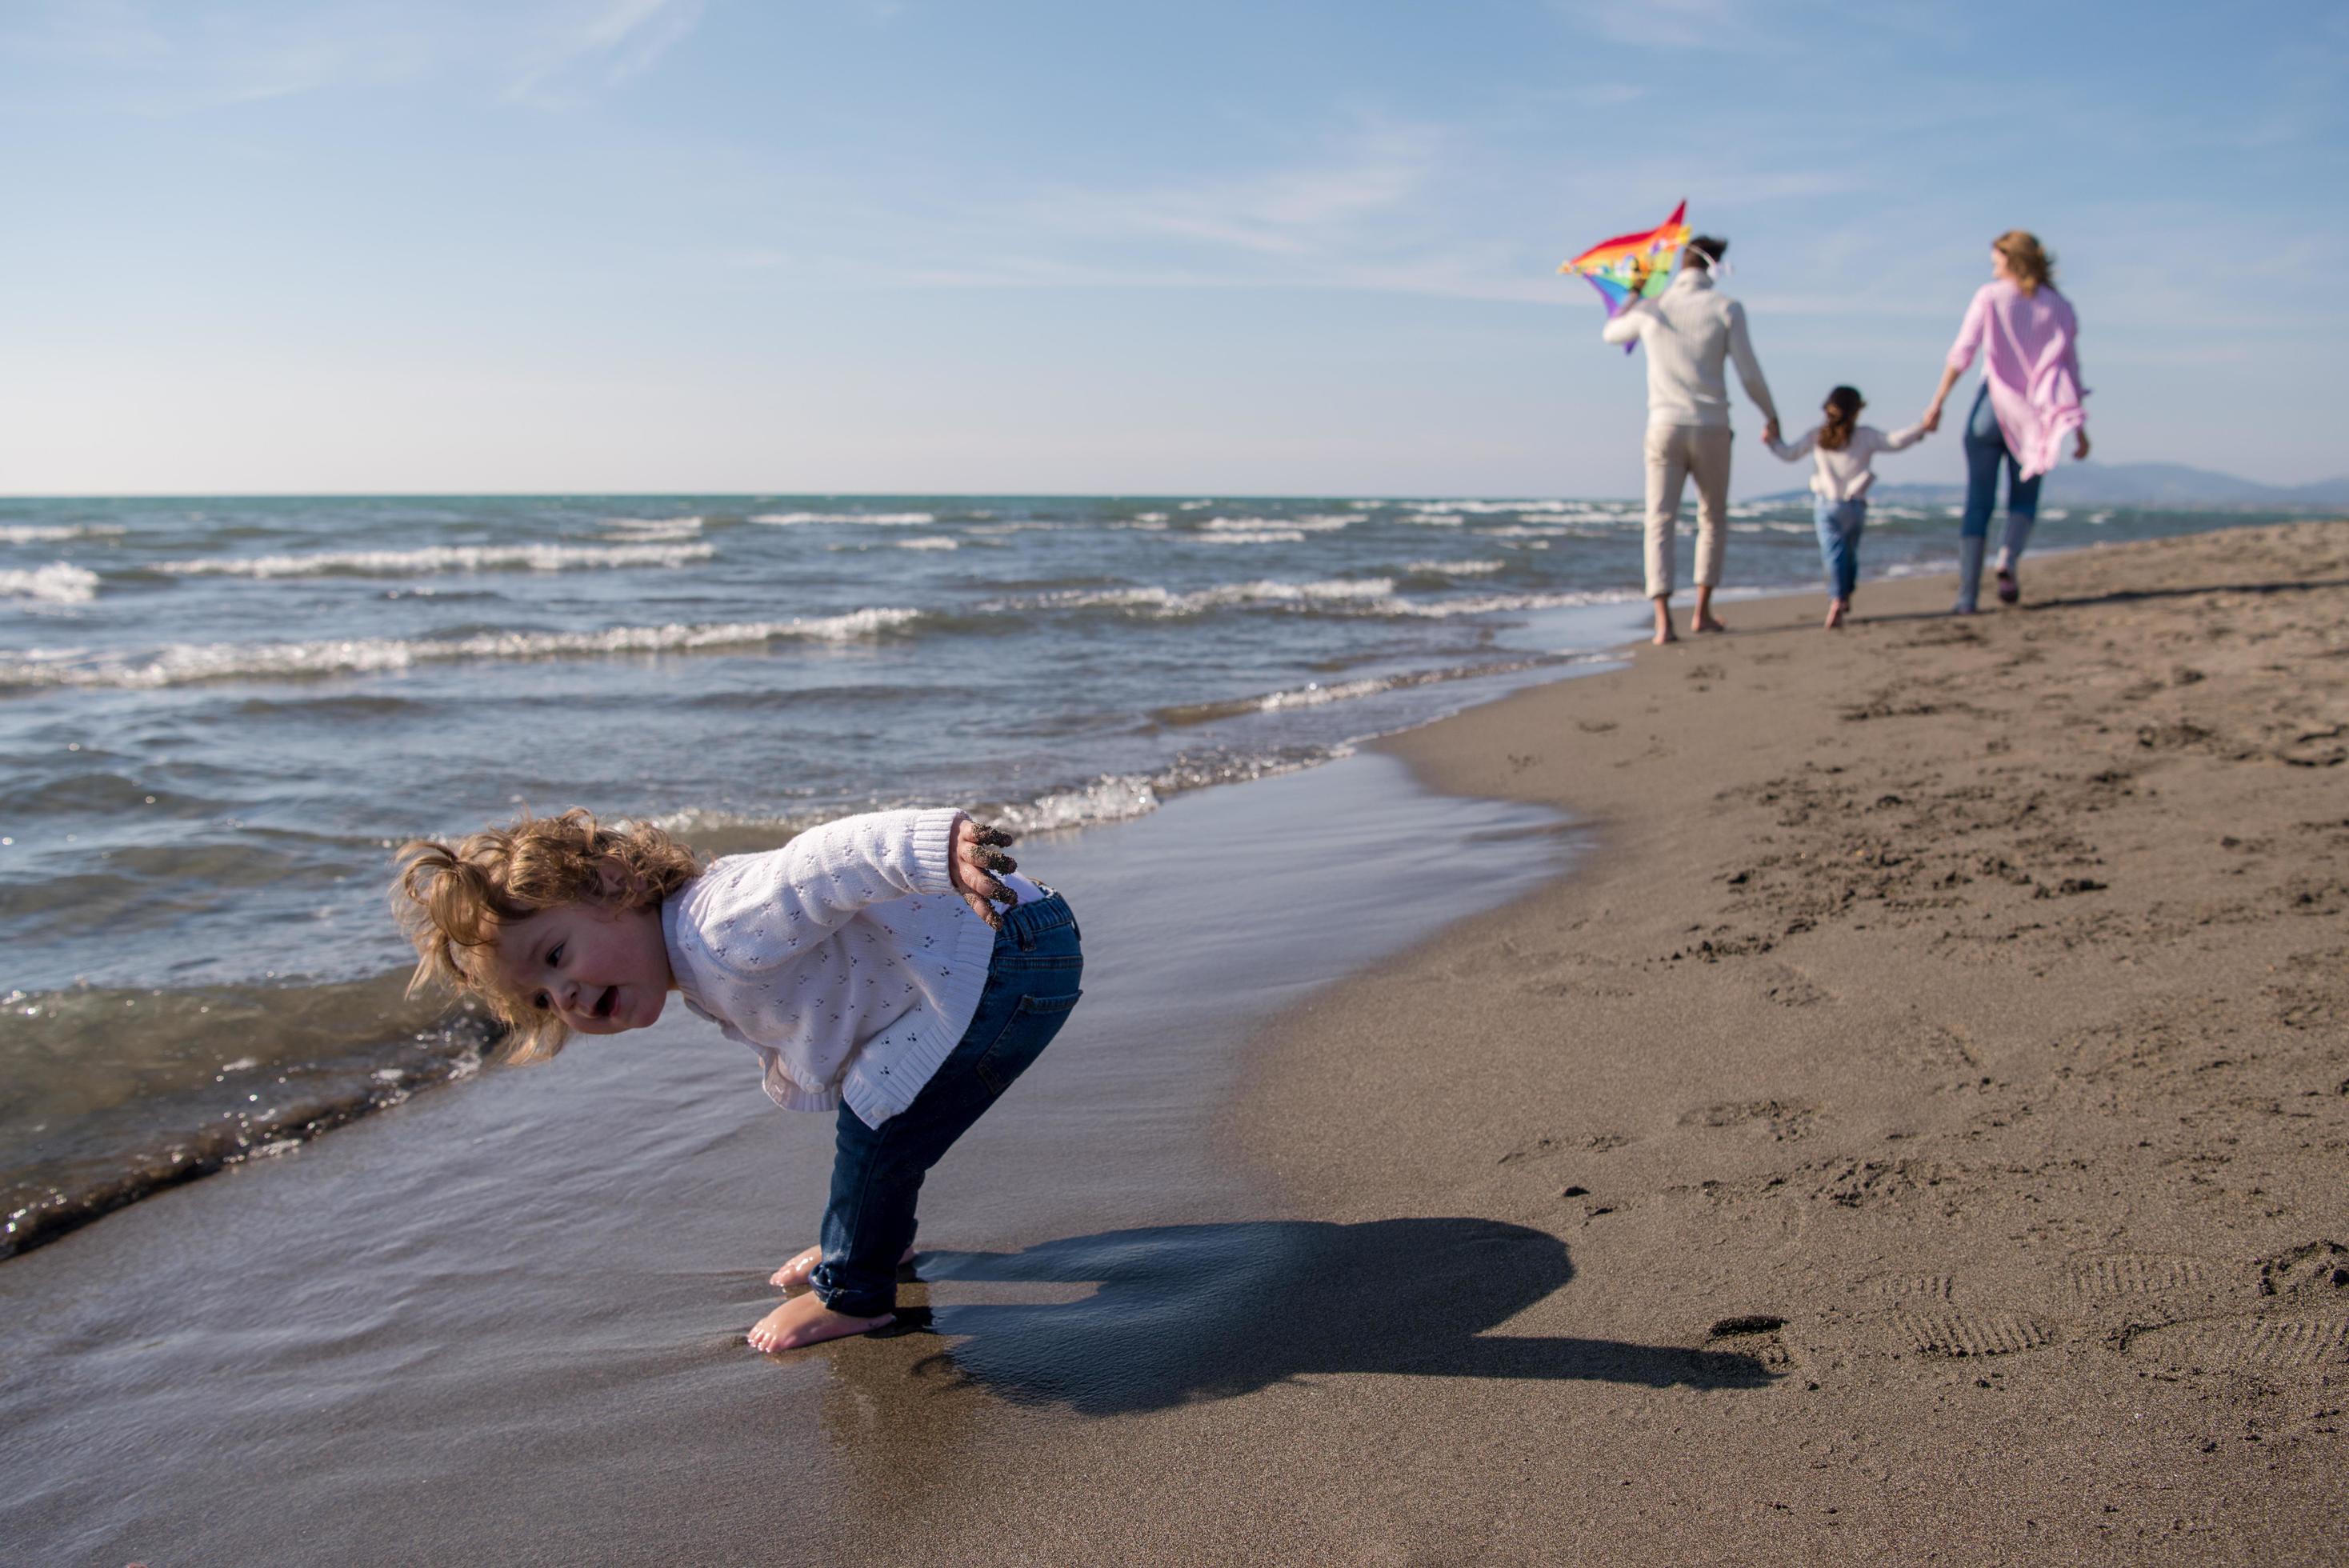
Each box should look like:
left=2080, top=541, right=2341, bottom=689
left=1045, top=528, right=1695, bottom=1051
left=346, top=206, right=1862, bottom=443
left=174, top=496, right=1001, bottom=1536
left=3, top=0, right=2343, bottom=496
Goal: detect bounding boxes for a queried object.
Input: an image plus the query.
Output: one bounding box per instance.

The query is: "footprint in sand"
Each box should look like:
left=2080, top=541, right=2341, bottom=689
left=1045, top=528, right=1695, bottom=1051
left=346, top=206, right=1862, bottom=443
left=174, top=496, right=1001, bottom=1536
left=1895, top=1310, right=2055, bottom=1358
left=1864, top=1273, right=1954, bottom=1303
left=2066, top=1254, right=2211, bottom=1301
left=1758, top=963, right=1829, bottom=1007
left=1680, top=1099, right=1818, bottom=1142
left=2120, top=1316, right=2349, bottom=1374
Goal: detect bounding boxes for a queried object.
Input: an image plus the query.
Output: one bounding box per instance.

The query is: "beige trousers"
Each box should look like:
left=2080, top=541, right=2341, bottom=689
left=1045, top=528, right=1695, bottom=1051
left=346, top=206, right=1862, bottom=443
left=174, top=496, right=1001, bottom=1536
left=1643, top=422, right=1733, bottom=600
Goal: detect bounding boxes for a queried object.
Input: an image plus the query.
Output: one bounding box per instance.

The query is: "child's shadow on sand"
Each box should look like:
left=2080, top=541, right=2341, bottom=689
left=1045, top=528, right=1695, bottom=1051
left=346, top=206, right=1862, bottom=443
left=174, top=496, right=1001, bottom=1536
left=887, top=1218, right=1775, bottom=1415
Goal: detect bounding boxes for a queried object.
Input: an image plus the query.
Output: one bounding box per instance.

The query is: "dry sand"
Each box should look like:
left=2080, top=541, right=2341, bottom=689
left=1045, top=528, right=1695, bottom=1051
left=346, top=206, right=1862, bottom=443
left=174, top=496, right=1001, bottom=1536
left=1219, top=519, right=2349, bottom=1563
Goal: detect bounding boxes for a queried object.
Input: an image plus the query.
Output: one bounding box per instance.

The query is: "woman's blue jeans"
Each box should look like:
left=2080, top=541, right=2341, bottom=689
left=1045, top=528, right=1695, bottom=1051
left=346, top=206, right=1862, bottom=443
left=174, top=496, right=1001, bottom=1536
left=1814, top=495, right=1866, bottom=602
left=808, top=892, right=1083, bottom=1319
left=1960, top=383, right=2041, bottom=552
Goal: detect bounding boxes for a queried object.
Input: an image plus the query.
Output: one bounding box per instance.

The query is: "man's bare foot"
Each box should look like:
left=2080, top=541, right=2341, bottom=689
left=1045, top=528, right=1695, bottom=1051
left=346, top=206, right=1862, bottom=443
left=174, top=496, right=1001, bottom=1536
left=770, top=1242, right=917, bottom=1290
left=1651, top=625, right=1679, bottom=646
left=1823, top=598, right=1847, bottom=630
left=747, top=1291, right=893, bottom=1353
left=1691, top=610, right=1727, bottom=633
left=1650, top=598, right=1677, bottom=646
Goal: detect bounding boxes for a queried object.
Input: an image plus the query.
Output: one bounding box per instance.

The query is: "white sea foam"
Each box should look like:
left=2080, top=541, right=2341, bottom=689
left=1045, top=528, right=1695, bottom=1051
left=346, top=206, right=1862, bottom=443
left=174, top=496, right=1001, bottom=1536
left=1404, top=559, right=1507, bottom=575
left=1187, top=530, right=1307, bottom=545
left=750, top=511, right=936, bottom=526
left=0, top=610, right=921, bottom=690
left=1382, top=589, right=1635, bottom=619
left=893, top=537, right=960, bottom=550
left=157, top=543, right=712, bottom=578
left=1199, top=514, right=1355, bottom=534
left=1407, top=499, right=1607, bottom=518
left=0, top=524, right=126, bottom=545
left=1134, top=511, right=1170, bottom=523
left=600, top=515, right=706, bottom=540
left=0, top=564, right=102, bottom=603
left=996, top=775, right=1162, bottom=834
left=1032, top=578, right=1396, bottom=616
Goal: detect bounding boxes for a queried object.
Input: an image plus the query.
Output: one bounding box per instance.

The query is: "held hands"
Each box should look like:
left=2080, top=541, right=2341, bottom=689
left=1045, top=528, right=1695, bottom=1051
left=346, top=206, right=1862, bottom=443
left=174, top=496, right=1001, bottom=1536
left=1763, top=418, right=1781, bottom=445
left=949, top=814, right=1020, bottom=928
left=1921, top=402, right=1944, bottom=434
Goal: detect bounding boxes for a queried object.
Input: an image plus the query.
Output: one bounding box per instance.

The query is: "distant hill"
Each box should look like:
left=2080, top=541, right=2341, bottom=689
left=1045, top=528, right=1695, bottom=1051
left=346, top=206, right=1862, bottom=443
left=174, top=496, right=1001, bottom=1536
left=1759, top=460, right=2349, bottom=509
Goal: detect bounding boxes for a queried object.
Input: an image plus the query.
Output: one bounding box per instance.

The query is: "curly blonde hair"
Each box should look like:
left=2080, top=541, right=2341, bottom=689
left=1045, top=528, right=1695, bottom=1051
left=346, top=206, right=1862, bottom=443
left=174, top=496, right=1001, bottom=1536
left=392, top=808, right=703, bottom=1063
left=1994, top=230, right=2054, bottom=296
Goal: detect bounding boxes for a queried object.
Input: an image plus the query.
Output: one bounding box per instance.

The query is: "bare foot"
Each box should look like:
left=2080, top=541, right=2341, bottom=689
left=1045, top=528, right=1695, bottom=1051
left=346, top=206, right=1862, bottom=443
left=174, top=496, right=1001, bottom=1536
left=1823, top=598, right=1847, bottom=630
left=747, top=1291, right=893, bottom=1353
left=770, top=1242, right=917, bottom=1290
left=1651, top=625, right=1679, bottom=646
left=1691, top=610, right=1728, bottom=633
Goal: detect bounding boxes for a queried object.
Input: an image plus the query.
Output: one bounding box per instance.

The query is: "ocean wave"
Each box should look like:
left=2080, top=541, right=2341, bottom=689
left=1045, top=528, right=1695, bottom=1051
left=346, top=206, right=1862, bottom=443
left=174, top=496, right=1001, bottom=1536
left=1402, top=559, right=1507, bottom=576
left=600, top=515, right=707, bottom=540
left=1407, top=499, right=1619, bottom=518
left=156, top=543, right=714, bottom=578
left=1028, top=578, right=1396, bottom=616
left=0, top=565, right=102, bottom=604
left=1200, top=514, right=1356, bottom=534
left=0, top=973, right=497, bottom=1260
left=750, top=510, right=936, bottom=526
left=1187, top=530, right=1307, bottom=545
left=1382, top=589, right=1637, bottom=619
left=0, top=524, right=126, bottom=545
left=1151, top=654, right=1574, bottom=726
left=994, top=775, right=1163, bottom=834
left=0, top=610, right=922, bottom=692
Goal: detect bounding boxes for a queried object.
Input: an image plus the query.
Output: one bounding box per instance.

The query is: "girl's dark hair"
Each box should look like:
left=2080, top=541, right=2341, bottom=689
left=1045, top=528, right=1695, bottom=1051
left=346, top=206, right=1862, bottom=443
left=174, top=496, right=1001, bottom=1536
left=1818, top=386, right=1864, bottom=453
left=1686, top=234, right=1727, bottom=269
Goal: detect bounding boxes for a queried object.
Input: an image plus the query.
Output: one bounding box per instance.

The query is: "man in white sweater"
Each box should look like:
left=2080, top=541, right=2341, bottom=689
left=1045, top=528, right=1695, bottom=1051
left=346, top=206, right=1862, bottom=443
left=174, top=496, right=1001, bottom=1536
left=1601, top=235, right=1780, bottom=644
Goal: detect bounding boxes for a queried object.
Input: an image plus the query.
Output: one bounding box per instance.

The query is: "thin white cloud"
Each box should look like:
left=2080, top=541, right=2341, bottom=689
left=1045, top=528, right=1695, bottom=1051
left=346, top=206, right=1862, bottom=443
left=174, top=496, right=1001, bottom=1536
left=506, top=0, right=703, bottom=106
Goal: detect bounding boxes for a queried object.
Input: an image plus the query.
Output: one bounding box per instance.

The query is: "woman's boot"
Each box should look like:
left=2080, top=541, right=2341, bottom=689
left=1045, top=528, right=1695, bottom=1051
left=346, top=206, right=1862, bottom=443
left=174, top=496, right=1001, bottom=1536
left=1954, top=535, right=1986, bottom=614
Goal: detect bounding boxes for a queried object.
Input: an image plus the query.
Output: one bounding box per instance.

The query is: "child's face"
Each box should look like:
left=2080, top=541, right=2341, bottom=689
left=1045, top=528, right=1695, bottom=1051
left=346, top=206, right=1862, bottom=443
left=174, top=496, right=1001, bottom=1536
left=490, top=899, right=673, bottom=1036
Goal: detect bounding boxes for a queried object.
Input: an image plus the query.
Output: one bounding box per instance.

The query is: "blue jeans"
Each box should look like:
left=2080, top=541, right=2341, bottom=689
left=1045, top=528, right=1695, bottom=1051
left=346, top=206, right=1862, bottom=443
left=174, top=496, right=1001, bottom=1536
left=1960, top=383, right=2040, bottom=543
left=809, top=892, right=1083, bottom=1318
left=1814, top=495, right=1865, bottom=602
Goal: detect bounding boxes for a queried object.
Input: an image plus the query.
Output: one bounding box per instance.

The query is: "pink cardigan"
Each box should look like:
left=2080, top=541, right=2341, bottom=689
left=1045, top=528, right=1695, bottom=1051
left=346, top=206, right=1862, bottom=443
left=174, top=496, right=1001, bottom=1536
left=1946, top=279, right=2087, bottom=480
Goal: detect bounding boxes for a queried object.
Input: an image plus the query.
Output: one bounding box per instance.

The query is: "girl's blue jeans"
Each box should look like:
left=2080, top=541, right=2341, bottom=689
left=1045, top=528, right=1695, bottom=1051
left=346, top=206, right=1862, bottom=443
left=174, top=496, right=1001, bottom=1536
left=1814, top=495, right=1866, bottom=602
left=1960, top=383, right=2041, bottom=546
left=808, top=891, right=1083, bottom=1319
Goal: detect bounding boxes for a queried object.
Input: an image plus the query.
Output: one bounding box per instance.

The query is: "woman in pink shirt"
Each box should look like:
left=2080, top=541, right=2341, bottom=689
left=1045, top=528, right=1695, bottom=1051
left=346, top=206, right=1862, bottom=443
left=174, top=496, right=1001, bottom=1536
left=1921, top=231, right=2090, bottom=612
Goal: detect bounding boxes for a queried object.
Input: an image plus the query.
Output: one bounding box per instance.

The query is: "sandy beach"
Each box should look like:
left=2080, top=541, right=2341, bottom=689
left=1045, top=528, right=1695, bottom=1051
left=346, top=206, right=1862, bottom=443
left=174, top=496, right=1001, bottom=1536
left=1228, top=518, right=2349, bottom=1562
left=6, top=522, right=2345, bottom=1566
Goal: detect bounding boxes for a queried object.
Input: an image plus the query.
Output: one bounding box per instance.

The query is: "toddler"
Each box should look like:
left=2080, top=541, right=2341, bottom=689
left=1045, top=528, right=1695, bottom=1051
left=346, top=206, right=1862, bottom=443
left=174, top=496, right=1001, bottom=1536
left=394, top=806, right=1080, bottom=1353
left=1766, top=385, right=1927, bottom=629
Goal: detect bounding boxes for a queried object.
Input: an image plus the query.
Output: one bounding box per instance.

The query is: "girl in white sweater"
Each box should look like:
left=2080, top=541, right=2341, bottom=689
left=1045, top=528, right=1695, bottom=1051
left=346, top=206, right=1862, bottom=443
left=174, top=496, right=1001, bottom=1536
left=1766, top=385, right=1929, bottom=629
left=395, top=806, right=1077, bottom=1354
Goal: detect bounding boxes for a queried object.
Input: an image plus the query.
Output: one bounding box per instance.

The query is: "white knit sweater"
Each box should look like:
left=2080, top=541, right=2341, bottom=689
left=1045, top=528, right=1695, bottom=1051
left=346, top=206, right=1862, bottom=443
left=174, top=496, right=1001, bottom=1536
left=1600, top=266, right=1779, bottom=430
left=660, top=808, right=999, bottom=1130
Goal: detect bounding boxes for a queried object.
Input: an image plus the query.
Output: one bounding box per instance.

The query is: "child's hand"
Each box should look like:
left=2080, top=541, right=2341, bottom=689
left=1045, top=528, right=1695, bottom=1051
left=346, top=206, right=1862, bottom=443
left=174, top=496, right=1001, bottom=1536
left=950, top=815, right=1019, bottom=927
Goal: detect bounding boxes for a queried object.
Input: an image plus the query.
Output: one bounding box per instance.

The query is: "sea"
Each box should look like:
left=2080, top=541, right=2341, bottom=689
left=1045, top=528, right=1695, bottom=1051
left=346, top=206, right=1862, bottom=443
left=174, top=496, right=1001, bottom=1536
left=0, top=491, right=2300, bottom=1256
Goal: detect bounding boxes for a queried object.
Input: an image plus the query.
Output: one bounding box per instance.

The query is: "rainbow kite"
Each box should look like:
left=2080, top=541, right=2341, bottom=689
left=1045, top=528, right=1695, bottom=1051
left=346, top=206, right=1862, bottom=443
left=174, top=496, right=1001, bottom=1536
left=1559, top=200, right=1691, bottom=353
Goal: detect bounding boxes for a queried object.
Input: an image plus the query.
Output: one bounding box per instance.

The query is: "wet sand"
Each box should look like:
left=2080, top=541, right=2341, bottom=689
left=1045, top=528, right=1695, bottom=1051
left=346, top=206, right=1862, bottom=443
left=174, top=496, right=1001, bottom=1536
left=7, top=523, right=2347, bottom=1565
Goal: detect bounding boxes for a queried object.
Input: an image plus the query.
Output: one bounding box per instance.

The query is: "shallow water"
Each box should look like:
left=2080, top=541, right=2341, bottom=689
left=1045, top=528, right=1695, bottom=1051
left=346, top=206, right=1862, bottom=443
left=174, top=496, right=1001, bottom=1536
left=0, top=491, right=2299, bottom=1251
left=0, top=749, right=1608, bottom=1563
